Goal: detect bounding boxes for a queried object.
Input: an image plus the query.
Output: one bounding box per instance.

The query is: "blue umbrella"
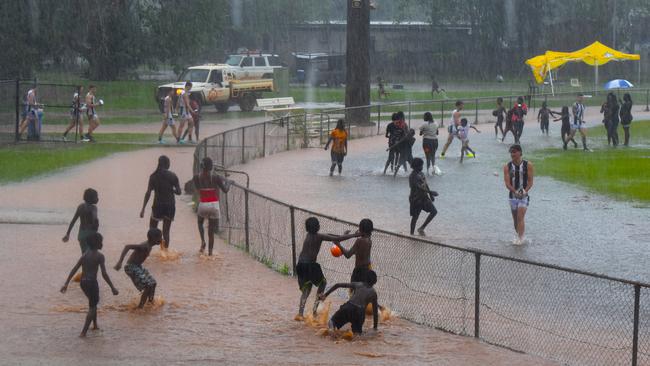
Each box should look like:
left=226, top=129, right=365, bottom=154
left=604, top=79, right=634, bottom=90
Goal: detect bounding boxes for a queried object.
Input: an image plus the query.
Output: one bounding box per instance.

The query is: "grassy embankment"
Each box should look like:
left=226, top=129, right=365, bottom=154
left=0, top=142, right=146, bottom=183
left=532, top=121, right=650, bottom=203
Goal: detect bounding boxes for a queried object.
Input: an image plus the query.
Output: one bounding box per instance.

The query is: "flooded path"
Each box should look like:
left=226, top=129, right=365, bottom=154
left=236, top=108, right=650, bottom=283
left=0, top=145, right=554, bottom=364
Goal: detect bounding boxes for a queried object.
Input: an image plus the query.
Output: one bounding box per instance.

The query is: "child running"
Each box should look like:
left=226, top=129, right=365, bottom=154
left=333, top=219, right=374, bottom=285
left=553, top=106, right=578, bottom=150
left=319, top=270, right=379, bottom=335
left=409, top=158, right=438, bottom=236
left=114, top=228, right=162, bottom=308
left=61, top=233, right=119, bottom=337
left=458, top=118, right=480, bottom=163
left=537, top=101, right=552, bottom=136
left=63, top=188, right=99, bottom=254
left=493, top=97, right=506, bottom=140
left=193, top=157, right=231, bottom=255
left=324, top=119, right=348, bottom=176
left=295, top=217, right=361, bottom=320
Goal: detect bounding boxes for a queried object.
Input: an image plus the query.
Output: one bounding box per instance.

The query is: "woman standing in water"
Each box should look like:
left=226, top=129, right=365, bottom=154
left=620, top=93, right=633, bottom=146
left=419, top=112, right=439, bottom=175
left=193, top=157, right=231, bottom=255
left=140, top=155, right=181, bottom=249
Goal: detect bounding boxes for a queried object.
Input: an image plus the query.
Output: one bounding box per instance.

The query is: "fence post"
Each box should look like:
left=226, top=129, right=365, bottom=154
left=408, top=102, right=412, bottom=128
left=440, top=100, right=445, bottom=127
left=377, top=105, right=381, bottom=135
left=262, top=122, right=266, bottom=157
left=474, top=98, right=479, bottom=125
left=290, top=206, right=297, bottom=274
left=645, top=89, right=649, bottom=112
left=632, top=284, right=640, bottom=366
left=203, top=139, right=207, bottom=161
left=474, top=252, right=481, bottom=338
left=241, top=126, right=246, bottom=163
left=14, top=79, right=19, bottom=142
left=286, top=117, right=290, bottom=151
left=244, top=189, right=250, bottom=253
left=221, top=131, right=226, bottom=167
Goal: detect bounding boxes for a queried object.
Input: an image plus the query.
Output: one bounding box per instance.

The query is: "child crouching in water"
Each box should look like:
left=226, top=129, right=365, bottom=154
left=61, top=233, right=119, bottom=337
left=319, top=270, right=379, bottom=335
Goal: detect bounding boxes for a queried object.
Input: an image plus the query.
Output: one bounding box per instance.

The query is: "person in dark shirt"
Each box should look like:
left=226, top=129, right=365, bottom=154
left=493, top=97, right=506, bottom=139
left=140, top=155, right=181, bottom=249
left=383, top=113, right=399, bottom=174
left=553, top=106, right=578, bottom=150
left=619, top=93, right=633, bottom=146
left=294, top=217, right=360, bottom=320
left=61, top=233, right=118, bottom=337
left=409, top=158, right=438, bottom=236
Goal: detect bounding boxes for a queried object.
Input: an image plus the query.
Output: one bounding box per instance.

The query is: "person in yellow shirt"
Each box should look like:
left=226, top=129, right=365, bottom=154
left=324, top=119, right=348, bottom=176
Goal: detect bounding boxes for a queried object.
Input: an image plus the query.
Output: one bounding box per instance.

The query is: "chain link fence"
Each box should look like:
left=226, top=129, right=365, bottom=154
left=193, top=93, right=650, bottom=366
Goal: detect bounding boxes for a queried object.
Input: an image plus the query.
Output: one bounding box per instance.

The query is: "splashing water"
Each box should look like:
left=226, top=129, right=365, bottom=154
left=153, top=247, right=182, bottom=262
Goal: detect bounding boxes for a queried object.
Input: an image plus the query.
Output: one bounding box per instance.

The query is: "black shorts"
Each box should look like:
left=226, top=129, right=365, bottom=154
left=152, top=203, right=175, bottom=221
left=351, top=266, right=372, bottom=284
left=331, top=301, right=365, bottom=333
left=330, top=151, right=345, bottom=164
left=296, top=262, right=325, bottom=290
left=80, top=279, right=100, bottom=307
left=561, top=126, right=571, bottom=135
left=422, top=138, right=438, bottom=155
left=410, top=199, right=436, bottom=217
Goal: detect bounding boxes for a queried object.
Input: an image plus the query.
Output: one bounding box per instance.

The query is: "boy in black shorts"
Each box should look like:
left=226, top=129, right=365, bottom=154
left=409, top=158, right=438, bottom=236
left=140, top=156, right=181, bottom=248
left=333, top=218, right=374, bottom=285
left=295, top=217, right=361, bottom=320
left=114, top=228, right=162, bottom=308
left=61, top=233, right=119, bottom=337
left=319, top=270, right=379, bottom=335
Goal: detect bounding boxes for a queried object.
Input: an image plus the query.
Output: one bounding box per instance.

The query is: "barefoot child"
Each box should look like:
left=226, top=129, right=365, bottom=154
left=295, top=217, right=361, bottom=320
left=319, top=270, right=379, bottom=335
left=114, top=228, right=162, bottom=308
left=61, top=233, right=119, bottom=337
left=333, top=219, right=374, bottom=286
left=62, top=188, right=99, bottom=254
left=458, top=118, right=480, bottom=163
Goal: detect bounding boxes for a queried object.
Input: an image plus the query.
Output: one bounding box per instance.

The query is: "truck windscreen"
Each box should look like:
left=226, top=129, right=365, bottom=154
left=178, top=69, right=209, bottom=82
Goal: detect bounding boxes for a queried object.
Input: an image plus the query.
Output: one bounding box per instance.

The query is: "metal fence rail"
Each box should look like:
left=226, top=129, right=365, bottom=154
left=193, top=94, right=650, bottom=366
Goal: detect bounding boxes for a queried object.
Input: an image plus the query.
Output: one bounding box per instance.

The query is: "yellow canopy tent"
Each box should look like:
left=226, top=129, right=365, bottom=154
left=525, top=41, right=641, bottom=94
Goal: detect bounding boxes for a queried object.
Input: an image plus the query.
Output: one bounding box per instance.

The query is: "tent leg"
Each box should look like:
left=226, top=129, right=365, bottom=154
left=595, top=64, right=599, bottom=95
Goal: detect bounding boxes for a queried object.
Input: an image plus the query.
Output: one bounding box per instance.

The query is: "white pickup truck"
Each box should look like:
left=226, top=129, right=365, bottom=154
left=156, top=64, right=274, bottom=113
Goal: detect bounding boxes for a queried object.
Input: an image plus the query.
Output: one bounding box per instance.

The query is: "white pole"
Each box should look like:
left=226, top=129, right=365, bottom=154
left=639, top=60, right=642, bottom=87
left=595, top=62, right=599, bottom=94
left=548, top=64, right=555, bottom=96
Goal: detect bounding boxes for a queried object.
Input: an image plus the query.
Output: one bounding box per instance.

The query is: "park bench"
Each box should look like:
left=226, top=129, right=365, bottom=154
left=256, top=97, right=303, bottom=120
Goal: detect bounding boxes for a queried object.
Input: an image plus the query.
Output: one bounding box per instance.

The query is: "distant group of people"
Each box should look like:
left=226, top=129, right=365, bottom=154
left=160, top=82, right=201, bottom=144
left=17, top=85, right=103, bottom=142
left=600, top=92, right=634, bottom=147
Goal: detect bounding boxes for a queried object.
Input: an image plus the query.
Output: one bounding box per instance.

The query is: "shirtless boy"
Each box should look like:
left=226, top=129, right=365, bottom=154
left=114, top=228, right=162, bottom=308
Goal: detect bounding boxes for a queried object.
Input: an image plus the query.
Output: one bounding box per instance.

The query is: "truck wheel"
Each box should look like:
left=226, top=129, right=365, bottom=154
left=238, top=94, right=256, bottom=112
left=215, top=103, right=229, bottom=113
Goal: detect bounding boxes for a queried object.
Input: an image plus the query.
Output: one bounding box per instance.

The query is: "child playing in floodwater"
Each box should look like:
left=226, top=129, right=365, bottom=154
left=458, top=118, right=480, bottom=163
left=62, top=188, right=99, bottom=253
left=114, top=228, right=162, bottom=308
left=333, top=219, right=374, bottom=285
left=295, top=217, right=361, bottom=320
left=61, top=233, right=119, bottom=337
left=319, top=270, right=379, bottom=335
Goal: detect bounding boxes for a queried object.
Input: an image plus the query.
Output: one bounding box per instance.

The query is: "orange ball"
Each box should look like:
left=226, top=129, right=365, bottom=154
left=330, top=244, right=342, bottom=257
